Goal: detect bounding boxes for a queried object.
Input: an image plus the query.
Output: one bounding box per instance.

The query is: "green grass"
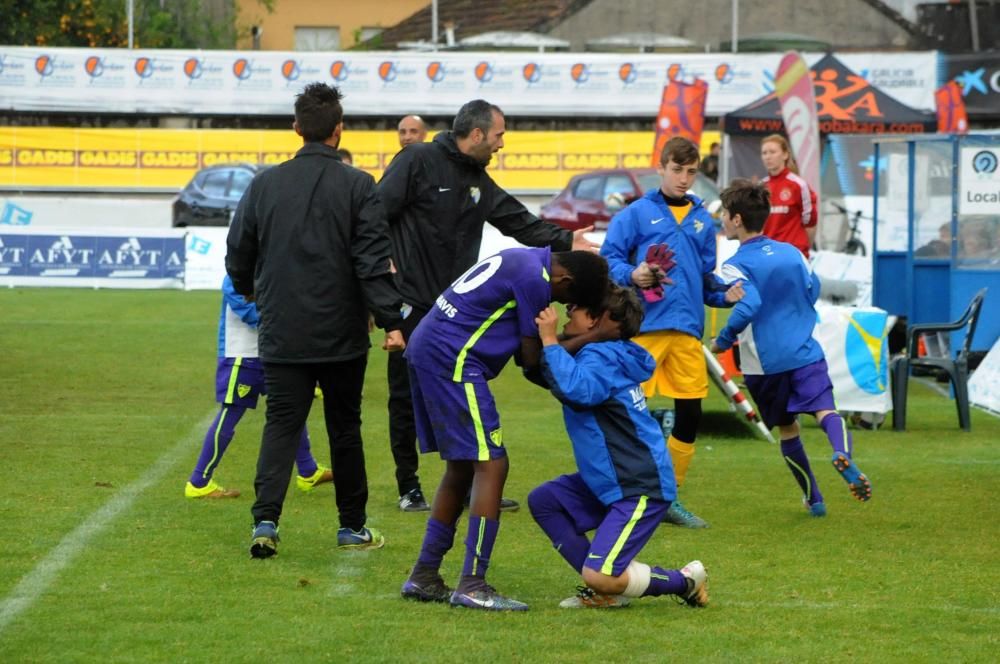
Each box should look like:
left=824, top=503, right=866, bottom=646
left=0, top=288, right=998, bottom=663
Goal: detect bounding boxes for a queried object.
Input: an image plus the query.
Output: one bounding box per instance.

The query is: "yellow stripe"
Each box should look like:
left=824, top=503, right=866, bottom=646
left=452, top=300, right=516, bottom=382
left=472, top=517, right=486, bottom=576
left=224, top=357, right=243, bottom=403
left=465, top=382, right=489, bottom=461
left=602, top=496, right=647, bottom=575
left=202, top=406, right=229, bottom=480
left=774, top=58, right=809, bottom=97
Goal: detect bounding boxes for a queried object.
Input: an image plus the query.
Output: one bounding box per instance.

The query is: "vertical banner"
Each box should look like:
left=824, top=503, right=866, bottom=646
left=935, top=81, right=969, bottom=134
left=651, top=79, right=708, bottom=165
left=775, top=52, right=821, bottom=196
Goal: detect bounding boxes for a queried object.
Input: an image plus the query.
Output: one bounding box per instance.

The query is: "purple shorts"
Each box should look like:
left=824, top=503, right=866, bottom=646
left=215, top=357, right=265, bottom=408
left=744, top=359, right=836, bottom=429
left=540, top=473, right=669, bottom=577
left=409, top=366, right=505, bottom=462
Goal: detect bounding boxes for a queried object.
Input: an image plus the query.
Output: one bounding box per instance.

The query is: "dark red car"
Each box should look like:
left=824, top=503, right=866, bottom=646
left=539, top=167, right=720, bottom=232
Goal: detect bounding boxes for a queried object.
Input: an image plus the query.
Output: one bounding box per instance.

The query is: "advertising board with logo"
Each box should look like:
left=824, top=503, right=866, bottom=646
left=946, top=52, right=1000, bottom=117
left=0, top=47, right=938, bottom=118
left=959, top=146, right=1000, bottom=215
left=0, top=227, right=184, bottom=288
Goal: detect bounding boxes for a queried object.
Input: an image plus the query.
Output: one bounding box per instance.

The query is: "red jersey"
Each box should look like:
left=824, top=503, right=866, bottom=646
left=762, top=168, right=817, bottom=257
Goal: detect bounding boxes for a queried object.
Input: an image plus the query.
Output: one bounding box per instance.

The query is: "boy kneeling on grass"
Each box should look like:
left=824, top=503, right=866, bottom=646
left=527, top=285, right=708, bottom=609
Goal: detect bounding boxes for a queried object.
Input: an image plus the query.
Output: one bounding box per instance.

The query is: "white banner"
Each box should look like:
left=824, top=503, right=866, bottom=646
left=958, top=146, right=1000, bottom=215
left=969, top=338, right=1000, bottom=415
left=183, top=226, right=229, bottom=291
left=813, top=304, right=893, bottom=414
left=0, top=47, right=939, bottom=118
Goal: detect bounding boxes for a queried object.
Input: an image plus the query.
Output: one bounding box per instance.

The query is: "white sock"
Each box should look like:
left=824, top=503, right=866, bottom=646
left=622, top=560, right=651, bottom=598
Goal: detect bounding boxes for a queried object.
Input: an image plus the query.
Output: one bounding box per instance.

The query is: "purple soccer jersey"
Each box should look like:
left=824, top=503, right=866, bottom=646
left=406, top=247, right=553, bottom=382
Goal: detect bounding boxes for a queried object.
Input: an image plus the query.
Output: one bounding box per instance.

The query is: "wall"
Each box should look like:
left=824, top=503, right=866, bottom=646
left=235, top=0, right=427, bottom=51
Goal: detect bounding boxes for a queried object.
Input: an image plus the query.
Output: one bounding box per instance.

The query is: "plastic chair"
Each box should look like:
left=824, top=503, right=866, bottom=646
left=890, top=287, right=988, bottom=431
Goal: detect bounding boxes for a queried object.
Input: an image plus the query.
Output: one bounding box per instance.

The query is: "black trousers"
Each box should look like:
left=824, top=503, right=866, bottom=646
left=251, top=355, right=368, bottom=530
left=386, top=306, right=428, bottom=496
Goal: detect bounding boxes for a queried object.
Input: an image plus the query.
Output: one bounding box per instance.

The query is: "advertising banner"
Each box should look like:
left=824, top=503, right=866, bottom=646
left=0, top=226, right=185, bottom=288
left=0, top=127, right=720, bottom=193
left=813, top=304, right=892, bottom=414
left=776, top=52, right=821, bottom=196
left=0, top=47, right=939, bottom=118
left=650, top=79, right=708, bottom=165
left=958, top=146, right=1000, bottom=215
left=945, top=52, right=1000, bottom=117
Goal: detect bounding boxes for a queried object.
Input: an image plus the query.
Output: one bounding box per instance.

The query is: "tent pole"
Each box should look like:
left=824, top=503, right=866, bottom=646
left=968, top=0, right=980, bottom=52
left=731, top=0, right=739, bottom=53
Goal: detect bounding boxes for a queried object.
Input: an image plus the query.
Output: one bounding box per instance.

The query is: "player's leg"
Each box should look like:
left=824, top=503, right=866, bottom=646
left=388, top=308, right=428, bottom=512
left=576, top=497, right=708, bottom=608
left=791, top=360, right=871, bottom=502
left=527, top=474, right=604, bottom=574
left=187, top=357, right=263, bottom=499
left=293, top=425, right=334, bottom=493
left=249, top=361, right=315, bottom=558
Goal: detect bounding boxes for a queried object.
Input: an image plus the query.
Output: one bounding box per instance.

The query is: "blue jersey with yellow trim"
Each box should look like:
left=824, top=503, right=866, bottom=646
left=601, top=188, right=725, bottom=338
left=715, top=235, right=825, bottom=375
left=540, top=339, right=676, bottom=505
left=406, top=247, right=552, bottom=382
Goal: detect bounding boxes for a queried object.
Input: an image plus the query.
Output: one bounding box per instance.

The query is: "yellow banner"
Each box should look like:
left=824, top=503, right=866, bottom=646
left=0, top=127, right=719, bottom=191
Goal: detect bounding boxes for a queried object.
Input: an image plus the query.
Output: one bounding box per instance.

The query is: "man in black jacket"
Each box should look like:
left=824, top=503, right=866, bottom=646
left=377, top=99, right=598, bottom=513
left=227, top=82, right=405, bottom=558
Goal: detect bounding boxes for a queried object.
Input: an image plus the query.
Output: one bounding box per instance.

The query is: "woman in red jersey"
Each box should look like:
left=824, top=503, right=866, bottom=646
left=759, top=134, right=818, bottom=257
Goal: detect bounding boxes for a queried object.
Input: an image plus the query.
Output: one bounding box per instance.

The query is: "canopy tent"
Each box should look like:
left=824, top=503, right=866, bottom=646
left=722, top=53, right=936, bottom=181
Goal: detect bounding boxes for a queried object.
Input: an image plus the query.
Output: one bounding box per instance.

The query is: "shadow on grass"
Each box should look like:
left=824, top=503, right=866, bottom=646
left=698, top=411, right=764, bottom=440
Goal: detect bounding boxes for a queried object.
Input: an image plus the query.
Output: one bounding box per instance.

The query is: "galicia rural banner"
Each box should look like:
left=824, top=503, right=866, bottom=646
left=0, top=47, right=939, bottom=118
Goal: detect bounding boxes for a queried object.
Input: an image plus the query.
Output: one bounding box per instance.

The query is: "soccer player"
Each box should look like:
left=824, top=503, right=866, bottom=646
left=528, top=286, right=709, bottom=609
left=400, top=248, right=609, bottom=611
left=709, top=180, right=872, bottom=516
left=184, top=276, right=332, bottom=499
left=601, top=136, right=743, bottom=529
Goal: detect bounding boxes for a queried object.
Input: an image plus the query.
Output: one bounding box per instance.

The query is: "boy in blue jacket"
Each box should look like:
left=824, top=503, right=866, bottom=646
left=528, top=286, right=708, bottom=609
left=184, top=276, right=332, bottom=499
left=601, top=136, right=743, bottom=529
left=709, top=180, right=872, bottom=516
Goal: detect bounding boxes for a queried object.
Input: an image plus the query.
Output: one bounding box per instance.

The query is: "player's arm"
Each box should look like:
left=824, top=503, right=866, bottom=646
left=713, top=267, right=761, bottom=352
left=351, top=174, right=405, bottom=349
left=802, top=180, right=818, bottom=245
left=600, top=208, right=647, bottom=287
left=225, top=180, right=259, bottom=297
left=376, top=147, right=419, bottom=222
left=539, top=344, right=614, bottom=407
left=222, top=276, right=260, bottom=327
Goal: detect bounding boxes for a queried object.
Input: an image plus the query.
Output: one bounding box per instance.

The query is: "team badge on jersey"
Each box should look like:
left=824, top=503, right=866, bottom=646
left=237, top=384, right=251, bottom=398
left=779, top=188, right=792, bottom=202
left=693, top=220, right=704, bottom=233
left=469, top=186, right=481, bottom=204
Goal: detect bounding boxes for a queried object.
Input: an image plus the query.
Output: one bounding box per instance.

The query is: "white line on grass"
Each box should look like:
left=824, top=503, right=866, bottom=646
left=0, top=411, right=217, bottom=635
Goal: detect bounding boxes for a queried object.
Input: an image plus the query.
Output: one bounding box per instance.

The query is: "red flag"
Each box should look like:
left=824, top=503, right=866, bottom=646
left=651, top=78, right=708, bottom=166
left=775, top=52, right=821, bottom=197
left=936, top=81, right=968, bottom=134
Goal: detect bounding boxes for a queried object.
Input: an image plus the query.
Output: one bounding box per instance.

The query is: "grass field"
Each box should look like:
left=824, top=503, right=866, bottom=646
left=1, top=288, right=997, bottom=663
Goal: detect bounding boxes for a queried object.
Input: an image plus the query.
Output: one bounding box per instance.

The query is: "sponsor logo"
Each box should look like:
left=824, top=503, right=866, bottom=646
left=35, top=54, right=54, bottom=78
left=715, top=63, right=733, bottom=84
left=955, top=67, right=987, bottom=96
left=281, top=59, right=300, bottom=81
left=438, top=187, right=451, bottom=192
left=183, top=57, right=203, bottom=80
left=378, top=61, right=398, bottom=82
left=1, top=202, right=33, bottom=225
left=84, top=56, right=104, bottom=78
left=331, top=60, right=349, bottom=81
left=474, top=61, right=493, bottom=83
left=469, top=186, right=480, bottom=204
left=134, top=57, right=153, bottom=78
left=489, top=427, right=502, bottom=446
left=972, top=150, right=998, bottom=174
left=237, top=384, right=251, bottom=398
left=619, top=62, right=636, bottom=84
left=426, top=61, right=444, bottom=82
left=779, top=188, right=792, bottom=202
left=523, top=62, right=541, bottom=83
left=650, top=217, right=664, bottom=224
left=570, top=63, right=589, bottom=84
left=188, top=235, right=212, bottom=255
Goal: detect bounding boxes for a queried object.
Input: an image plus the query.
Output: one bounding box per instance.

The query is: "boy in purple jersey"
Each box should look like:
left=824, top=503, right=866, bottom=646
left=400, top=247, right=611, bottom=611
left=529, top=286, right=709, bottom=610
left=709, top=180, right=871, bottom=516
left=184, top=276, right=333, bottom=499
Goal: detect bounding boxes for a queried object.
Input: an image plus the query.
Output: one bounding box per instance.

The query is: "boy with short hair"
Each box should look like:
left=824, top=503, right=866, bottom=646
left=709, top=180, right=872, bottom=515
left=528, top=286, right=708, bottom=609
left=601, top=136, right=743, bottom=528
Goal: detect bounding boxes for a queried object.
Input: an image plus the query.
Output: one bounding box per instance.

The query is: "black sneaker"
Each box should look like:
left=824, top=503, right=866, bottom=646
left=398, top=488, right=430, bottom=512
left=401, top=574, right=453, bottom=602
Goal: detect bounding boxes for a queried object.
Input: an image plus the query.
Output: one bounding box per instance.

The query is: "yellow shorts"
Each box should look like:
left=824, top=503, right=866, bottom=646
left=634, top=331, right=708, bottom=399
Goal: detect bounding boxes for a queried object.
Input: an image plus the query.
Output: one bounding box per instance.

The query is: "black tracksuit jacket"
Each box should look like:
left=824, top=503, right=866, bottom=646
left=226, top=142, right=403, bottom=363
left=377, top=131, right=573, bottom=310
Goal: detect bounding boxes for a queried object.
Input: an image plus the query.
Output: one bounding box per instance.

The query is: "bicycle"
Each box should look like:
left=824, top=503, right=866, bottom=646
left=830, top=201, right=867, bottom=256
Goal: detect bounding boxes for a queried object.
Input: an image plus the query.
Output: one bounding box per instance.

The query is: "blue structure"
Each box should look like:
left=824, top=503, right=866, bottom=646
left=872, top=134, right=1000, bottom=353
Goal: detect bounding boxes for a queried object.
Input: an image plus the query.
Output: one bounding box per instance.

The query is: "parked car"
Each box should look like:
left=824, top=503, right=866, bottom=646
left=172, top=163, right=268, bottom=227
left=539, top=168, right=721, bottom=233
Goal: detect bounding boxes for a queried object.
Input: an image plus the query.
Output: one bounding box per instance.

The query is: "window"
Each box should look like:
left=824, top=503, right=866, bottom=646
left=637, top=173, right=661, bottom=194
left=295, top=26, right=340, bottom=51
left=603, top=174, right=633, bottom=199
left=200, top=170, right=230, bottom=198
left=229, top=169, right=254, bottom=200
left=573, top=176, right=603, bottom=201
